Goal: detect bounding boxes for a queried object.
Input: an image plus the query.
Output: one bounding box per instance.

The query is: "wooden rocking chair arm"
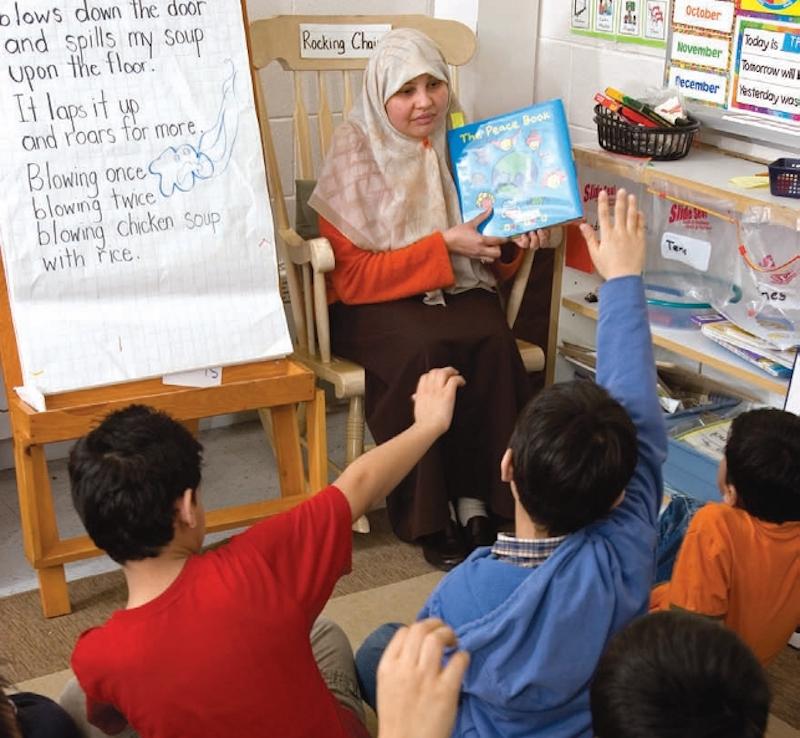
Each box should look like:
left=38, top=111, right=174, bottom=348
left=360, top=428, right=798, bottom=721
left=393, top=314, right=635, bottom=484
left=307, top=237, right=336, bottom=274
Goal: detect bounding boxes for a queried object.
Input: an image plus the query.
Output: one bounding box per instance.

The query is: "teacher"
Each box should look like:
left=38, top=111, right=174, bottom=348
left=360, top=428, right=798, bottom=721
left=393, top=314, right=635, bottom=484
left=309, top=28, right=548, bottom=570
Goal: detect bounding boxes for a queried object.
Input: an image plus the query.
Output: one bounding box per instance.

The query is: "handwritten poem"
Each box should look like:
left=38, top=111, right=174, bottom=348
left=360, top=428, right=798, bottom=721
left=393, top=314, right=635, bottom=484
left=0, top=1, right=291, bottom=394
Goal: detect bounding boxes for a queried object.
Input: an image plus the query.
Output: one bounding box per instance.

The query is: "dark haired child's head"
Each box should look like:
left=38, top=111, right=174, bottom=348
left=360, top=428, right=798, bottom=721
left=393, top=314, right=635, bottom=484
left=69, top=405, right=204, bottom=564
left=504, top=380, right=637, bottom=536
left=721, top=408, right=800, bottom=524
left=591, top=611, right=770, bottom=738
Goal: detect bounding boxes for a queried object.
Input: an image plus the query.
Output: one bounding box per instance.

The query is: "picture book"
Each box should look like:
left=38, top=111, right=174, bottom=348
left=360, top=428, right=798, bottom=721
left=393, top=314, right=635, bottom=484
left=447, top=99, right=583, bottom=238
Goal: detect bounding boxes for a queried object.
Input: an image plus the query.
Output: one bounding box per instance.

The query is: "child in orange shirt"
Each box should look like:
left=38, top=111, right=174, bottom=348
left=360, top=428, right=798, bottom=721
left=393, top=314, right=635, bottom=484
left=651, top=408, right=800, bottom=664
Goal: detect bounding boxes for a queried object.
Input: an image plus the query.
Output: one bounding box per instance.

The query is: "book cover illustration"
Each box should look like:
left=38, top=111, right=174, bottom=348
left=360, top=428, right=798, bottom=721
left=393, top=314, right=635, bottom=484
left=448, top=99, right=583, bottom=238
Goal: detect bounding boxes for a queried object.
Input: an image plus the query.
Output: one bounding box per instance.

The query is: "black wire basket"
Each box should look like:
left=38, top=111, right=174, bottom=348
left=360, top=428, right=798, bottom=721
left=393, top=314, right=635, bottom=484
left=593, top=104, right=700, bottom=161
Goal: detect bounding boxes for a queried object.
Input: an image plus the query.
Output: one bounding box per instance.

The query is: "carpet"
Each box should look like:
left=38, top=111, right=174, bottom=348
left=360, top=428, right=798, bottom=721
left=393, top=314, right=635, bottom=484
left=3, top=509, right=798, bottom=731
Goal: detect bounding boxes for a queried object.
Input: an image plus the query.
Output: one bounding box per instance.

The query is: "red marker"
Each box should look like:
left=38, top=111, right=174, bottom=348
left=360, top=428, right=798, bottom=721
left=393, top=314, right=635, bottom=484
left=594, top=92, right=658, bottom=128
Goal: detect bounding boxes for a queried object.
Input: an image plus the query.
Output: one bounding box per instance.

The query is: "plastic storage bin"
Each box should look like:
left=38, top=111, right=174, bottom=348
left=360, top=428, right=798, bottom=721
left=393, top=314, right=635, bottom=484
left=663, top=438, right=721, bottom=503
left=768, top=158, right=800, bottom=198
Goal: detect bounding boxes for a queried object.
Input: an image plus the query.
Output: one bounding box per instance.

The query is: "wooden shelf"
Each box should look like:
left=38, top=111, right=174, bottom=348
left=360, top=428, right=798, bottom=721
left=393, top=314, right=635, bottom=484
left=573, top=143, right=800, bottom=225
left=562, top=293, right=788, bottom=396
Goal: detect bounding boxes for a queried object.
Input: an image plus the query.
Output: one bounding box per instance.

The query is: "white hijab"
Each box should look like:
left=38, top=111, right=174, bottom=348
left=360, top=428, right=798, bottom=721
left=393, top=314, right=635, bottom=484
left=309, top=28, right=494, bottom=303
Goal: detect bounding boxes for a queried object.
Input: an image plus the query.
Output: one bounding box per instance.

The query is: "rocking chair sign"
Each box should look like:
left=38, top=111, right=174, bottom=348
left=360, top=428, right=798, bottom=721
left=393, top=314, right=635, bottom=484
left=298, top=23, right=391, bottom=59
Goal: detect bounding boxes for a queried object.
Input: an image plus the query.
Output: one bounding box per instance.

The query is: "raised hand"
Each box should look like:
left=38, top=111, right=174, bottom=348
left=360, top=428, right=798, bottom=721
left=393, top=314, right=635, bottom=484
left=579, top=189, right=645, bottom=281
left=412, top=367, right=465, bottom=437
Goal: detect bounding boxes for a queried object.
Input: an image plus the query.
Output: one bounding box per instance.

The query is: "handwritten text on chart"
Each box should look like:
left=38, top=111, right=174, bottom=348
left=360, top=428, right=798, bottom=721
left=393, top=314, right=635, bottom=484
left=660, top=232, right=712, bottom=272
left=0, top=0, right=291, bottom=393
left=298, top=24, right=391, bottom=58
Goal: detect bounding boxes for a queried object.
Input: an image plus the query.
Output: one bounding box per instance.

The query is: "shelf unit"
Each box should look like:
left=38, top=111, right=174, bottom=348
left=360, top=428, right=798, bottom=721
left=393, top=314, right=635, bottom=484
left=563, top=143, right=798, bottom=401
left=562, top=293, right=787, bottom=396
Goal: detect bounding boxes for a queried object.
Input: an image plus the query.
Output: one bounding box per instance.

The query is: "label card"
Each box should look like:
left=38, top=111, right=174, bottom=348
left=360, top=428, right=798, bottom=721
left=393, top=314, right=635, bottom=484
left=645, top=0, right=668, bottom=40
left=668, top=66, right=729, bottom=105
left=618, top=0, right=641, bottom=35
left=730, top=19, right=800, bottom=120
left=163, top=367, right=223, bottom=388
left=671, top=32, right=731, bottom=71
left=594, top=0, right=616, bottom=33
left=299, top=24, right=391, bottom=59
left=660, top=231, right=712, bottom=271
left=572, top=0, right=591, bottom=29
left=673, top=0, right=736, bottom=34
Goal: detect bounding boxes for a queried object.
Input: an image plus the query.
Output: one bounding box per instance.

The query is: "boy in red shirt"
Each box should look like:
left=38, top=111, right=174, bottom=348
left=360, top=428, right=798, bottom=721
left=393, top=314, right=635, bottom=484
left=651, top=408, right=800, bottom=665
left=59, top=367, right=464, bottom=738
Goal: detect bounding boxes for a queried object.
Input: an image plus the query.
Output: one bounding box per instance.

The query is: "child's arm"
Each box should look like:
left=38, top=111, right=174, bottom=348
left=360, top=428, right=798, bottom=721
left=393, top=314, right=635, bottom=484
left=580, top=191, right=667, bottom=526
left=335, top=368, right=465, bottom=522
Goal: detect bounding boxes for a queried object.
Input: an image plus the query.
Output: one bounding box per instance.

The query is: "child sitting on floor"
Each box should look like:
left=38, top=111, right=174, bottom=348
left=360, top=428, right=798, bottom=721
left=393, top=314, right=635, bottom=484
left=373, top=611, right=770, bottom=738
left=651, top=407, right=800, bottom=665
left=591, top=610, right=770, bottom=738
left=356, top=189, right=668, bottom=738
left=59, top=367, right=464, bottom=738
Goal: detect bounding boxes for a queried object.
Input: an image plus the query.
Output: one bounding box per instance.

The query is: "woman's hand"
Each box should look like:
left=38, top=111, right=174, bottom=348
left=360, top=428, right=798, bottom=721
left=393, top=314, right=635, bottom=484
left=510, top=229, right=551, bottom=250
left=443, top=209, right=505, bottom=263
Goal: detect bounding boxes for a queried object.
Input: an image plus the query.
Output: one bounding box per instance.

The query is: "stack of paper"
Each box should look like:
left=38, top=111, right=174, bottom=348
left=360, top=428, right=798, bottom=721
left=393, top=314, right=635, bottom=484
left=701, top=321, right=797, bottom=378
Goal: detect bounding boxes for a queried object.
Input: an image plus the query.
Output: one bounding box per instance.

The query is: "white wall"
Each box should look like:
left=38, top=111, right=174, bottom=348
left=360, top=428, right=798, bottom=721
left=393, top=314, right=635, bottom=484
left=533, top=0, right=666, bottom=144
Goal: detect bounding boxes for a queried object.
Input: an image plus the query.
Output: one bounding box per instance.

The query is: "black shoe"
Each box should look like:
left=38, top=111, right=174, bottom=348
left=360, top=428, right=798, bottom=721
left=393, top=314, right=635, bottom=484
left=421, top=521, right=467, bottom=571
left=464, top=515, right=495, bottom=551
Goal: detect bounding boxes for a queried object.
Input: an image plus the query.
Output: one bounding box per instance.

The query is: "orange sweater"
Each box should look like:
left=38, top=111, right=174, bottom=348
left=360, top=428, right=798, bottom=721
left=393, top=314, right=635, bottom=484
left=650, top=503, right=800, bottom=665
left=319, top=217, right=523, bottom=305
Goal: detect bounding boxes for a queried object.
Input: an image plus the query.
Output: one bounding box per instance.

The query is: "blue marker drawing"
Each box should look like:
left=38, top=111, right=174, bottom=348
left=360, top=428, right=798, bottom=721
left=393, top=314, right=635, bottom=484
left=149, top=61, right=240, bottom=197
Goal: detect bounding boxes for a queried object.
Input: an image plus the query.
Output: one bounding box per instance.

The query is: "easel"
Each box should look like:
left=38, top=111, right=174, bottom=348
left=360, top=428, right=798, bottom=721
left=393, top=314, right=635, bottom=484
left=0, top=0, right=327, bottom=617
left=0, top=254, right=326, bottom=618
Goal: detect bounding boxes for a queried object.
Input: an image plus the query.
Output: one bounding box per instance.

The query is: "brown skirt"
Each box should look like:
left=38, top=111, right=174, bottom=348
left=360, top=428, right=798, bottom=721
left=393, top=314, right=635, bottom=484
left=330, top=289, right=531, bottom=542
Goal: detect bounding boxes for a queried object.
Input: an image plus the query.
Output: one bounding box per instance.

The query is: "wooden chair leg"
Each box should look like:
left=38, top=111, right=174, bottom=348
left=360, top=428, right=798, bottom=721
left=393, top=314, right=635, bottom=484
left=305, top=389, right=327, bottom=492
left=346, top=396, right=370, bottom=533
left=346, top=396, right=365, bottom=465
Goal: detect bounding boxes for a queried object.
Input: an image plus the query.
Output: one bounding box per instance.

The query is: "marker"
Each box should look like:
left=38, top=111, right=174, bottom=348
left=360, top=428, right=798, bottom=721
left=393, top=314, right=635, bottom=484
left=594, top=92, right=659, bottom=128
left=605, top=87, right=673, bottom=127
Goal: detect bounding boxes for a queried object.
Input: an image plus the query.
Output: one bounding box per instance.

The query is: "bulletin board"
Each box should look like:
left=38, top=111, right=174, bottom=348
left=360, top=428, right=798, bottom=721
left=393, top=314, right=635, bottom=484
left=571, top=0, right=670, bottom=48
left=665, top=0, right=800, bottom=147
left=0, top=0, right=291, bottom=395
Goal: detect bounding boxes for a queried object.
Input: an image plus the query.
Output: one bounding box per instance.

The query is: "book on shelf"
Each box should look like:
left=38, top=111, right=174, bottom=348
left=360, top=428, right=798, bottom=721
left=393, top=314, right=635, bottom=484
left=700, top=320, right=797, bottom=378
left=701, top=323, right=794, bottom=379
left=447, top=99, right=582, bottom=238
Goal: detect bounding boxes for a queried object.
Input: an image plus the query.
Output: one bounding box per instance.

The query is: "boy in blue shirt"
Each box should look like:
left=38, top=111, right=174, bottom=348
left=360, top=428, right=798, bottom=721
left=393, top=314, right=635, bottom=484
left=358, top=190, right=666, bottom=738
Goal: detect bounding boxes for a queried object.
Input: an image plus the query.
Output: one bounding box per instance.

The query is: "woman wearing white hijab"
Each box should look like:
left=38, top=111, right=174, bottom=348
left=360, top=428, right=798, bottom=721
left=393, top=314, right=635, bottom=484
left=310, top=28, right=548, bottom=570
